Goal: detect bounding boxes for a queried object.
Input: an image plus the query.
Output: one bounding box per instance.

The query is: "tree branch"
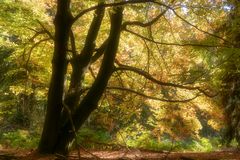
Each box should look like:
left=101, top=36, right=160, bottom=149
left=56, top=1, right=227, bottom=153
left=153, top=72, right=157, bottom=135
left=25, top=38, right=51, bottom=69
left=151, top=1, right=232, bottom=44
left=73, top=0, right=163, bottom=22
left=122, top=9, right=167, bottom=29
left=91, top=39, right=108, bottom=63
left=28, top=29, right=46, bottom=42
left=36, top=20, right=54, bottom=40
left=62, top=3, right=105, bottom=126
left=171, top=9, right=230, bottom=44
left=67, top=2, right=105, bottom=91
left=69, top=29, right=77, bottom=58
left=107, top=86, right=199, bottom=103
left=73, top=0, right=230, bottom=45
left=56, top=7, right=124, bottom=152
left=124, top=28, right=233, bottom=48
left=73, top=0, right=231, bottom=47
left=114, top=61, right=217, bottom=97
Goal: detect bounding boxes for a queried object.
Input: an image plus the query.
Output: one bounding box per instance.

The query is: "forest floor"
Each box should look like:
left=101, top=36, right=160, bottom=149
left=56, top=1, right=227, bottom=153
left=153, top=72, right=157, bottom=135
left=0, top=148, right=240, bottom=160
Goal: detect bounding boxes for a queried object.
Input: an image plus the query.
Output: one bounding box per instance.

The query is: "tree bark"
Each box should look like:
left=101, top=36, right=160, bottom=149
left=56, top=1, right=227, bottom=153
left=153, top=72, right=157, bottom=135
left=63, top=4, right=105, bottom=120
left=55, top=7, right=124, bottom=155
left=38, top=0, right=73, bottom=153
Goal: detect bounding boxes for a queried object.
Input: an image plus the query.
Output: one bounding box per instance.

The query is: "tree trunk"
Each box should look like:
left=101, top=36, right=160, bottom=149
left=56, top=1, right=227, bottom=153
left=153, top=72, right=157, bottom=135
left=62, top=4, right=105, bottom=123
left=54, top=7, right=124, bottom=155
left=38, top=0, right=123, bottom=155
left=38, top=0, right=73, bottom=153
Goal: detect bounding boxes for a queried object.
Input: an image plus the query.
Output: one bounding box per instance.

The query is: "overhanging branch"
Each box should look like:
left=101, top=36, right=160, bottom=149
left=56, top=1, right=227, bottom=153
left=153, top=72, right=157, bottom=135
left=114, top=61, right=217, bottom=97
left=124, top=28, right=233, bottom=48
left=152, top=1, right=232, bottom=44
left=73, top=0, right=164, bottom=22
left=107, top=86, right=199, bottom=103
left=73, top=0, right=230, bottom=45
left=122, top=9, right=167, bottom=29
left=171, top=9, right=230, bottom=44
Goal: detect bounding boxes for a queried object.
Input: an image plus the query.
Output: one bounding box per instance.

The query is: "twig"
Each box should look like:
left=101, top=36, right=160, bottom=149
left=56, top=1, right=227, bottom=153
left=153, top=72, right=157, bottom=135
left=36, top=20, right=54, bottom=40
left=25, top=38, right=50, bottom=69
left=55, top=153, right=68, bottom=159
left=152, top=1, right=233, bottom=45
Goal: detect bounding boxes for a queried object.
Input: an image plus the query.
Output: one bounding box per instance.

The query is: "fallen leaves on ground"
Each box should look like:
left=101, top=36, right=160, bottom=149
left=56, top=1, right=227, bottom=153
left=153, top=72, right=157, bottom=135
left=1, top=149, right=240, bottom=160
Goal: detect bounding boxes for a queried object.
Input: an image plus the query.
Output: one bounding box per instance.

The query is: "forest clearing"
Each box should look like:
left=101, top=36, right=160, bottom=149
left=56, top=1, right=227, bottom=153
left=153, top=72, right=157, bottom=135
left=1, top=0, right=240, bottom=159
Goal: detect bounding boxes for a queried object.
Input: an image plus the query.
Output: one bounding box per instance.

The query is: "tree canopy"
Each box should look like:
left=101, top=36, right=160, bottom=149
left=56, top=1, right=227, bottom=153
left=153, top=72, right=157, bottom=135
left=0, top=0, right=240, bottom=157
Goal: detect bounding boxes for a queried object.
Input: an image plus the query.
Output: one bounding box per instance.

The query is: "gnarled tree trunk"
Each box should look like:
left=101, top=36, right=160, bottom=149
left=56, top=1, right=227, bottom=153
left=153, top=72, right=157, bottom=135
left=38, top=0, right=123, bottom=155
left=38, top=0, right=73, bottom=154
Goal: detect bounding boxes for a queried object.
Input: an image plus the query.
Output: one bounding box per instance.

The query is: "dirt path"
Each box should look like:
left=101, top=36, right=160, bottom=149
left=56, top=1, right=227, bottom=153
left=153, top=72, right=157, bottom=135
left=1, top=149, right=240, bottom=160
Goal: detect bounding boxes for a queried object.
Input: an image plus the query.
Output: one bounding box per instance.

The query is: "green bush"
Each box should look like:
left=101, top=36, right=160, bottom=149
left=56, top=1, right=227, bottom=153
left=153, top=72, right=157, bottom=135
left=116, top=128, right=222, bottom=152
left=175, top=137, right=222, bottom=152
left=76, top=127, right=112, bottom=149
left=0, top=130, right=39, bottom=149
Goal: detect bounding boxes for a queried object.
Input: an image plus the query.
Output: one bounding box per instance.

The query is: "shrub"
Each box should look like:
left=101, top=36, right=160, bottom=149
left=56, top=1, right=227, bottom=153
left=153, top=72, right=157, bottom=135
left=0, top=130, right=39, bottom=149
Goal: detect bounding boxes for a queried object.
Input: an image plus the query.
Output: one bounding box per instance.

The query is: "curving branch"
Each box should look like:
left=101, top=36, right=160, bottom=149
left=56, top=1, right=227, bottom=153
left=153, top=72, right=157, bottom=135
left=151, top=1, right=232, bottom=44
left=27, top=29, right=46, bottom=42
left=36, top=20, right=54, bottom=40
left=124, top=28, right=233, bottom=48
left=122, top=9, right=167, bottom=29
left=147, top=27, right=170, bottom=72
left=107, top=86, right=200, bottom=103
left=73, top=0, right=230, bottom=45
left=25, top=38, right=51, bottom=69
left=114, top=61, right=217, bottom=97
left=171, top=9, right=230, bottom=44
left=73, top=0, right=165, bottom=22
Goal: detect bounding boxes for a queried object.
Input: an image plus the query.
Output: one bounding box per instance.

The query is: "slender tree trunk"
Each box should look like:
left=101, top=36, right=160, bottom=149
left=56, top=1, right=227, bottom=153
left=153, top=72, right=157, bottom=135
left=54, top=7, right=124, bottom=155
left=38, top=0, right=73, bottom=153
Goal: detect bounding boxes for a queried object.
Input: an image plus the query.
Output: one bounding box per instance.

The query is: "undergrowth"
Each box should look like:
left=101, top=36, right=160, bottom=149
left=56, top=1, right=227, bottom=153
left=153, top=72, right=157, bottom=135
left=0, top=127, right=225, bottom=152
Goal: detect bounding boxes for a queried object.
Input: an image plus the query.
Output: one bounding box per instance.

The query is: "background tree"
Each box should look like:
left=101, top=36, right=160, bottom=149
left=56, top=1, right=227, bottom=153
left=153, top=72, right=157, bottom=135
left=0, top=0, right=52, bottom=131
left=217, top=0, right=240, bottom=145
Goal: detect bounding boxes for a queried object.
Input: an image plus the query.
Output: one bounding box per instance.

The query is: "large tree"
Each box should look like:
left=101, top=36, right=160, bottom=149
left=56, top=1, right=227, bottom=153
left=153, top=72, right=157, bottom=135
left=36, top=0, right=232, bottom=156
left=38, top=0, right=125, bottom=155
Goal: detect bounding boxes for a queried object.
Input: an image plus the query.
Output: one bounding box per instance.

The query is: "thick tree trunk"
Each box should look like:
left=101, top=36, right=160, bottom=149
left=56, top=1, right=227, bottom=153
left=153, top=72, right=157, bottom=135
left=39, top=0, right=123, bottom=155
left=38, top=0, right=73, bottom=153
left=54, top=7, right=124, bottom=155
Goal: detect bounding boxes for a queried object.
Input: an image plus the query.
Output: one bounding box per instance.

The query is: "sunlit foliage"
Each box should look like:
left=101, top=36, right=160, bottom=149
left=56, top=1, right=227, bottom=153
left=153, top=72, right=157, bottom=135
left=0, top=0, right=239, bottom=151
